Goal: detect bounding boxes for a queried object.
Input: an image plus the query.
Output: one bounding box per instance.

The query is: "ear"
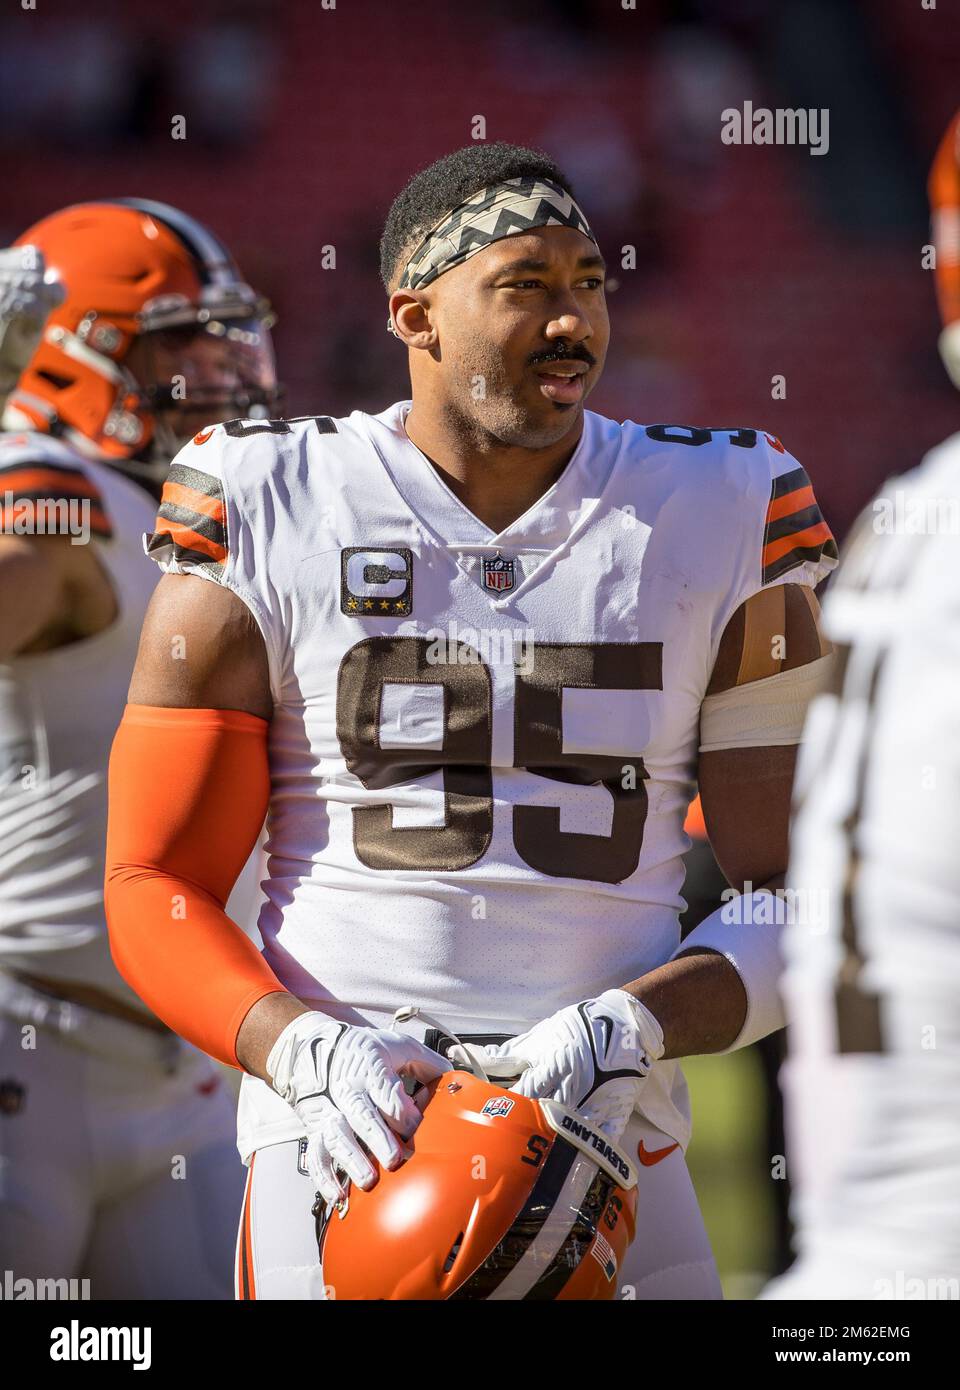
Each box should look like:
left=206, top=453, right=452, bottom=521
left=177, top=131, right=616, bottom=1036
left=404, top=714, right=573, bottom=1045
left=388, top=290, right=436, bottom=349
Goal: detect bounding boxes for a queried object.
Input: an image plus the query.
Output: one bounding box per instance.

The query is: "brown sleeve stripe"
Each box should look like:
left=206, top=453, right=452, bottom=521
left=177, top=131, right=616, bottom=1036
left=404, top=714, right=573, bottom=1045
left=762, top=466, right=837, bottom=583
left=767, top=482, right=815, bottom=523
left=769, top=464, right=811, bottom=500
left=161, top=477, right=226, bottom=526
left=763, top=533, right=839, bottom=584
left=151, top=463, right=227, bottom=564
left=143, top=529, right=224, bottom=575
left=148, top=515, right=227, bottom=564
left=165, top=462, right=224, bottom=501
left=765, top=501, right=827, bottom=548
left=154, top=498, right=226, bottom=550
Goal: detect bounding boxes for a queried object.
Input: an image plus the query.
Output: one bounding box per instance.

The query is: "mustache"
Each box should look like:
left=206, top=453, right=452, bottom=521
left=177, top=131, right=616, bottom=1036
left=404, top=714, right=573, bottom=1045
left=528, top=343, right=596, bottom=369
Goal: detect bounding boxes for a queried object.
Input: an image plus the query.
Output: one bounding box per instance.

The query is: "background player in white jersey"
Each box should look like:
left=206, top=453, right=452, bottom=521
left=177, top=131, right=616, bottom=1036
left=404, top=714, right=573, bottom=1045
left=0, top=199, right=278, bottom=1298
left=105, top=144, right=837, bottom=1300
left=763, top=112, right=960, bottom=1302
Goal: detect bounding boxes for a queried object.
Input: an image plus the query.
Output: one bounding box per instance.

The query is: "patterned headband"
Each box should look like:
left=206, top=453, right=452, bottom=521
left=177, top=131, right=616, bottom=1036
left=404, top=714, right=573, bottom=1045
left=388, top=176, right=596, bottom=333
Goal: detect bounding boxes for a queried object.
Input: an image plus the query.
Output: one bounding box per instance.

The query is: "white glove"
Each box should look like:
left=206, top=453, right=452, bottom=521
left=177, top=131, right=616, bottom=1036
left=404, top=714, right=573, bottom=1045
left=266, top=1011, right=451, bottom=1206
left=0, top=245, right=65, bottom=409
left=458, top=990, right=665, bottom=1143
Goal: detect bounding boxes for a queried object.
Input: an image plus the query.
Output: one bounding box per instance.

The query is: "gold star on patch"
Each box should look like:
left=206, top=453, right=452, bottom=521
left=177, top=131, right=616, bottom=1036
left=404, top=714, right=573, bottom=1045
left=346, top=597, right=358, bottom=610
left=380, top=600, right=390, bottom=610
left=363, top=599, right=373, bottom=610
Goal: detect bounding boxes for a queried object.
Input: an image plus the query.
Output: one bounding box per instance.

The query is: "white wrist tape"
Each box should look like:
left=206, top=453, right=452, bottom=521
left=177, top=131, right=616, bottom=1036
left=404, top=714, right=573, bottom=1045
left=698, top=653, right=833, bottom=753
left=672, top=892, right=786, bottom=1051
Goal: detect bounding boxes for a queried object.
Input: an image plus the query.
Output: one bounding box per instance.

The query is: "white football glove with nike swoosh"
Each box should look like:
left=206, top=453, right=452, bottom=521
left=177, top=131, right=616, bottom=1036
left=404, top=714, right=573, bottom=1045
left=0, top=245, right=65, bottom=410
left=266, top=1011, right=452, bottom=1206
left=457, top=990, right=665, bottom=1144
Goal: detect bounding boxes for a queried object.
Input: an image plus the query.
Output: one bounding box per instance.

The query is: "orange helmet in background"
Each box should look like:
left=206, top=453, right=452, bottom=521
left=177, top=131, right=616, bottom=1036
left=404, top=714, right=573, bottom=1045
left=316, top=1069, right=638, bottom=1301
left=929, top=110, right=960, bottom=388
left=2, top=198, right=279, bottom=477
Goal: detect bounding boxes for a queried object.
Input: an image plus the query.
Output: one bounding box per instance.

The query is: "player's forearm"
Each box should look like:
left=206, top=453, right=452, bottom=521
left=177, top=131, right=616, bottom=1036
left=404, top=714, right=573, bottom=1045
left=622, top=950, right=748, bottom=1058
left=625, top=872, right=786, bottom=1058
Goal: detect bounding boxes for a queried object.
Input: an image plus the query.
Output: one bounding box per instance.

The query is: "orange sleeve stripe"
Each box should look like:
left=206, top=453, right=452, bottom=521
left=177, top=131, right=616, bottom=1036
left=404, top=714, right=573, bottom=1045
left=105, top=703, right=287, bottom=1069
left=762, top=519, right=834, bottom=566
left=766, top=483, right=816, bottom=524
left=153, top=518, right=227, bottom=563
left=161, top=478, right=227, bottom=525
left=0, top=466, right=104, bottom=499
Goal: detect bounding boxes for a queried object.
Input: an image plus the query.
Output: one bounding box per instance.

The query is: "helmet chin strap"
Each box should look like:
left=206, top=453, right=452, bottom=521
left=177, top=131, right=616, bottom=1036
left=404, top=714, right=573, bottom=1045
left=392, top=1005, right=528, bottom=1086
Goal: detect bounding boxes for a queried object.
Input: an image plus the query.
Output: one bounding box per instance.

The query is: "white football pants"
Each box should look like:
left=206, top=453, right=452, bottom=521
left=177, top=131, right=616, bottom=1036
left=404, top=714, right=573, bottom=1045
left=0, top=972, right=245, bottom=1300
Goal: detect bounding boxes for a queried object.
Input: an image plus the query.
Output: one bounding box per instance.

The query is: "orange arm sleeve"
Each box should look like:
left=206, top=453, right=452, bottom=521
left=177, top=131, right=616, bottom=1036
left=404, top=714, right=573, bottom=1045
left=104, top=703, right=288, bottom=1067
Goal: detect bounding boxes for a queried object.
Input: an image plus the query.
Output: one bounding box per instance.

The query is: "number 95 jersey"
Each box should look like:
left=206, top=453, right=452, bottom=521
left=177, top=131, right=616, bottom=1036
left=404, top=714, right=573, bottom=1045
left=146, top=402, right=836, bottom=1154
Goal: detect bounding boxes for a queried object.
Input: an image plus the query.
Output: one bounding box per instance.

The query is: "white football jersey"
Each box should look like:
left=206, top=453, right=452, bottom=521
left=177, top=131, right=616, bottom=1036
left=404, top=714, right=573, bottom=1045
left=0, top=431, right=159, bottom=1006
left=774, top=431, right=960, bottom=1294
left=147, top=402, right=837, bottom=1159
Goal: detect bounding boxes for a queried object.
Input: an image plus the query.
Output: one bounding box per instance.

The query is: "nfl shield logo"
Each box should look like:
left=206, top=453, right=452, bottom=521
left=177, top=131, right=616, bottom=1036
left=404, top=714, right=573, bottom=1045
left=481, top=1096, right=515, bottom=1118
left=482, top=552, right=515, bottom=592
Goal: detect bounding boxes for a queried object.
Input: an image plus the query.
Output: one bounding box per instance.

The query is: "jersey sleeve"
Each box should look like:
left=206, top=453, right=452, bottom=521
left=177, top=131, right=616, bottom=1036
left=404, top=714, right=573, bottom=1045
left=0, top=433, right=113, bottom=539
left=143, top=421, right=288, bottom=699
left=144, top=426, right=230, bottom=582
left=754, top=433, right=838, bottom=591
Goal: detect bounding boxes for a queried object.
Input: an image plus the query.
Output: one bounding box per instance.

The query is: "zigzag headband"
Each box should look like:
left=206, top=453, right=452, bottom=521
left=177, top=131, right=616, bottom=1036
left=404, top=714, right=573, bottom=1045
left=388, top=176, right=596, bottom=335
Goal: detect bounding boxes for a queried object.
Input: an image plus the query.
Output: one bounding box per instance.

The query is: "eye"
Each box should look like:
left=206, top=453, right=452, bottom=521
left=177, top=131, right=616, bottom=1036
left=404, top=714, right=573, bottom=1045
left=580, top=277, right=604, bottom=291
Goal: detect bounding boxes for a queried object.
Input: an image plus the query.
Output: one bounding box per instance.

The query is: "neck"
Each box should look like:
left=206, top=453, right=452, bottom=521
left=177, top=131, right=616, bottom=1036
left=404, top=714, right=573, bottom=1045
left=403, top=399, right=584, bottom=534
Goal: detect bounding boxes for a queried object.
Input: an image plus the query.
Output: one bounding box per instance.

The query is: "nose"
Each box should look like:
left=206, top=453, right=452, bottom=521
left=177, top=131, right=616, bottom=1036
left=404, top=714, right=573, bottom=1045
left=544, top=310, right=591, bottom=348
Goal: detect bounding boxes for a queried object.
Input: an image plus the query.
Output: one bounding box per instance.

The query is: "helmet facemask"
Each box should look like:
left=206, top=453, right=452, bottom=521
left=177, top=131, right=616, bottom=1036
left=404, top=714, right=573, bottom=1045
left=125, top=312, right=281, bottom=477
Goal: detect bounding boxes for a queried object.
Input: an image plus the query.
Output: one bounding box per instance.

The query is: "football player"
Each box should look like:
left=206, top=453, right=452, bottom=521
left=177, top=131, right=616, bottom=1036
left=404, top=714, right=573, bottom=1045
left=105, top=144, right=837, bottom=1300
left=0, top=199, right=278, bottom=1299
left=763, top=113, right=960, bottom=1301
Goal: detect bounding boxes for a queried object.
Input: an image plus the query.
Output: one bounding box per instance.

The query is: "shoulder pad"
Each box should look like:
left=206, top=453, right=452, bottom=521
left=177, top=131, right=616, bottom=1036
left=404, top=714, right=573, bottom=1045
left=633, top=422, right=838, bottom=586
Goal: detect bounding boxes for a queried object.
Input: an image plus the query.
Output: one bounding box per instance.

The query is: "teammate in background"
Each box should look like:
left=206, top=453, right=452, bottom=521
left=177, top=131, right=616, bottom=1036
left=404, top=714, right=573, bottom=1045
left=106, top=144, right=837, bottom=1300
left=763, top=111, right=960, bottom=1300
left=0, top=200, right=279, bottom=1299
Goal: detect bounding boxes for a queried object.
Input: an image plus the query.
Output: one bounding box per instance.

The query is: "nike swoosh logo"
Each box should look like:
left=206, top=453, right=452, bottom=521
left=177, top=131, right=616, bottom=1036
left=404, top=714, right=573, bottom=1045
left=637, top=1140, right=680, bottom=1167
left=192, top=427, right=215, bottom=445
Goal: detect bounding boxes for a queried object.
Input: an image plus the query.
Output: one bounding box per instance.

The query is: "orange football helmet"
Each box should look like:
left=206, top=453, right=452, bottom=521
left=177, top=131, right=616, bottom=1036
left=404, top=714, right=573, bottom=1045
left=315, top=1068, right=638, bottom=1300
left=929, top=110, right=960, bottom=387
left=2, top=198, right=279, bottom=477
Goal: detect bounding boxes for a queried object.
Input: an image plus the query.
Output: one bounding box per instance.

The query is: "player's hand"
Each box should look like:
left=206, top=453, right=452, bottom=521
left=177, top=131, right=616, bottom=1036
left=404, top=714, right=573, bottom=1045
left=458, top=990, right=664, bottom=1143
left=266, top=1011, right=451, bottom=1206
left=0, top=246, right=65, bottom=405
